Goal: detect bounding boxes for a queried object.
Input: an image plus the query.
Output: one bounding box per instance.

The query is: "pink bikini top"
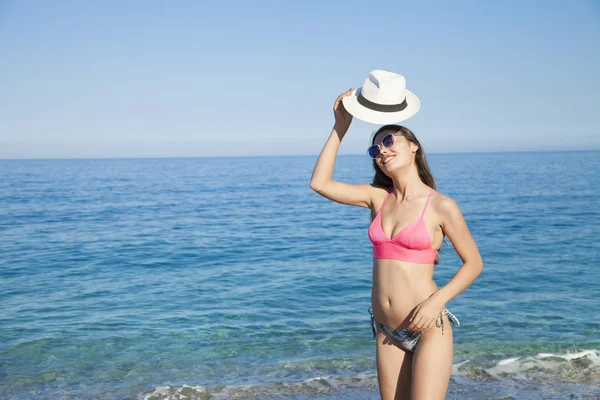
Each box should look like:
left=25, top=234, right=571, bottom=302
left=368, top=188, right=438, bottom=264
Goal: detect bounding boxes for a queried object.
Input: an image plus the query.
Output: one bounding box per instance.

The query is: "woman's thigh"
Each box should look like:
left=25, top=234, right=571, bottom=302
left=411, top=320, right=454, bottom=400
left=376, top=327, right=413, bottom=400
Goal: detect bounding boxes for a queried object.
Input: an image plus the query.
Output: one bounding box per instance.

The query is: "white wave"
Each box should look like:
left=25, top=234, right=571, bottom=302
left=537, top=349, right=600, bottom=361
left=469, top=349, right=600, bottom=381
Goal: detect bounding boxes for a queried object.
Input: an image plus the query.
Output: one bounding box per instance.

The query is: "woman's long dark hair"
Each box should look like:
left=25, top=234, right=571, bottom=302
left=371, top=124, right=444, bottom=264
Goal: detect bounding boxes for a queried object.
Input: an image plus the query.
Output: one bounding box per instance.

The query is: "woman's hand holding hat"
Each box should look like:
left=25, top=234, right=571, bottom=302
left=333, top=88, right=354, bottom=135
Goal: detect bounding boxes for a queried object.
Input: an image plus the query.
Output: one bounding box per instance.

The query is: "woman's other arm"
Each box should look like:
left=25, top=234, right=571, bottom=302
left=430, top=196, right=484, bottom=305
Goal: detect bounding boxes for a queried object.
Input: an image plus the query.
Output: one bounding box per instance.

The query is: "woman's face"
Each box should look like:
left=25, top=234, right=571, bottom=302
left=372, top=130, right=418, bottom=173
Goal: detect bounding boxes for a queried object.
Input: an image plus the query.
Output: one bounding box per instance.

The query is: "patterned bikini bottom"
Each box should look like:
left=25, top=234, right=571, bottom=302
left=368, top=306, right=460, bottom=352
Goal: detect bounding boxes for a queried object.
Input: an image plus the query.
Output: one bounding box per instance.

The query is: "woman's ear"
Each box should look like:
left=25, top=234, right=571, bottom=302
left=410, top=142, right=419, bottom=153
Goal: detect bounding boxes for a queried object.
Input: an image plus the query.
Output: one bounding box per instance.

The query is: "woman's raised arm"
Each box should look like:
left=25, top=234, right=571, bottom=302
left=309, top=89, right=378, bottom=209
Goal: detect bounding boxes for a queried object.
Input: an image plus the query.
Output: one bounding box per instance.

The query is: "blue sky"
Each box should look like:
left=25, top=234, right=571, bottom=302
left=1, top=0, right=598, bottom=158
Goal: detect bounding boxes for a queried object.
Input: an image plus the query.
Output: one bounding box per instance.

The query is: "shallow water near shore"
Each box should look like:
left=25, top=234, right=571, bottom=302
left=1, top=151, right=599, bottom=399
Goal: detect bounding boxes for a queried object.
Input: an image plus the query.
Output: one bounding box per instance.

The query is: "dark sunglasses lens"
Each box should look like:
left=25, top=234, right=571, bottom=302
left=382, top=134, right=394, bottom=148
left=367, top=145, right=380, bottom=159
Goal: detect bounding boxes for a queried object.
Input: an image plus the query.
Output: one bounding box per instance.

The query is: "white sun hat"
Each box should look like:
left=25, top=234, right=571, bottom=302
left=342, top=70, right=420, bottom=124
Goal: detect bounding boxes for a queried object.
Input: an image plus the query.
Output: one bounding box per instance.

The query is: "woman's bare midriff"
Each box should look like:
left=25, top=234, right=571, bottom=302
left=371, top=258, right=439, bottom=330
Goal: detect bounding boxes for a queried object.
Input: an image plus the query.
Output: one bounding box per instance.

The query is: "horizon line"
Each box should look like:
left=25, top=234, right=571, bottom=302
left=0, top=148, right=598, bottom=161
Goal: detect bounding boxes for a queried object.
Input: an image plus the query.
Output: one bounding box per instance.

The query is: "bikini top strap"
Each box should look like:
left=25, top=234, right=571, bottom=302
left=420, top=188, right=435, bottom=218
left=378, top=190, right=393, bottom=213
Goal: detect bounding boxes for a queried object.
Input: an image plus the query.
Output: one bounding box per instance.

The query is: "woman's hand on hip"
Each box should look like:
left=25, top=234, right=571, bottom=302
left=333, top=88, right=354, bottom=134
left=407, top=296, right=445, bottom=333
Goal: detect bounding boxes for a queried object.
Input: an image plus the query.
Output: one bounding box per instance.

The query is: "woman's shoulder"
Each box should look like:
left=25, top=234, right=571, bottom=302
left=367, top=185, right=393, bottom=211
left=430, top=190, right=463, bottom=220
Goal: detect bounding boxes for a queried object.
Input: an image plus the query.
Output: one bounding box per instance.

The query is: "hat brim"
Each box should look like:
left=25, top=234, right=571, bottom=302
left=342, top=88, right=420, bottom=125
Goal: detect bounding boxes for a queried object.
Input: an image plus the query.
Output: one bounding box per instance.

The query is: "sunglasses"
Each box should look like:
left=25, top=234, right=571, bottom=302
left=367, top=133, right=397, bottom=159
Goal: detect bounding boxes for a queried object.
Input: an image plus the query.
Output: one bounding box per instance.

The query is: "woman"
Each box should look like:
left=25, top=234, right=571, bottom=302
left=309, top=88, right=483, bottom=400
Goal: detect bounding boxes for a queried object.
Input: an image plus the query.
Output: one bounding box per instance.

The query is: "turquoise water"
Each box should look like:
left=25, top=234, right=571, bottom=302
left=1, top=151, right=599, bottom=399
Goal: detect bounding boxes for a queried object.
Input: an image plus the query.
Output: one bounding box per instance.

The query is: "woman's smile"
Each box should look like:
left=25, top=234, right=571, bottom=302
left=381, top=154, right=396, bottom=166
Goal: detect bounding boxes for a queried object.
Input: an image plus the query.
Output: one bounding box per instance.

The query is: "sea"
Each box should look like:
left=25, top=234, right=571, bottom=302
left=1, top=150, right=599, bottom=400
